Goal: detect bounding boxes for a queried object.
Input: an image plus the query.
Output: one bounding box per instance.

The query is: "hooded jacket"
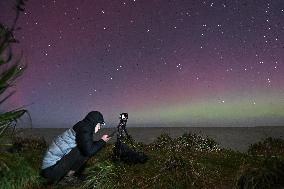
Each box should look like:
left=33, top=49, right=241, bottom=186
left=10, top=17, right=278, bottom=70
left=41, top=111, right=106, bottom=170
left=73, top=111, right=106, bottom=156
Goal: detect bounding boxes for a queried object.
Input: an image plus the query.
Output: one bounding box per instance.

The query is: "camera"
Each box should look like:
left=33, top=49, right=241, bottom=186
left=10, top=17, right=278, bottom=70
left=109, top=113, right=128, bottom=138
left=118, top=113, right=129, bottom=138
left=119, top=113, right=128, bottom=124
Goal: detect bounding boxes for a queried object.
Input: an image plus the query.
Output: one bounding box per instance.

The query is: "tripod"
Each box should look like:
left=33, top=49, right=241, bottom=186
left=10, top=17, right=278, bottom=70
left=113, top=113, right=132, bottom=160
left=111, top=113, right=148, bottom=163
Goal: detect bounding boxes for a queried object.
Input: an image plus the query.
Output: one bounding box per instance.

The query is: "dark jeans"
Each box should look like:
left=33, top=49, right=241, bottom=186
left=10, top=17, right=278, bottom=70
left=40, top=146, right=89, bottom=184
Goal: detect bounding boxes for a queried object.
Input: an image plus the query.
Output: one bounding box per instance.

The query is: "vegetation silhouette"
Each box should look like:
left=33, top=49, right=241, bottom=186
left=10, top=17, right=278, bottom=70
left=0, top=0, right=32, bottom=141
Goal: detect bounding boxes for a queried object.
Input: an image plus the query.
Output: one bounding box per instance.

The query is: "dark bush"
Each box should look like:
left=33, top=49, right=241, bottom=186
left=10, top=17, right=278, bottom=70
left=248, top=137, right=284, bottom=157
left=8, top=136, right=46, bottom=153
left=236, top=157, right=284, bottom=189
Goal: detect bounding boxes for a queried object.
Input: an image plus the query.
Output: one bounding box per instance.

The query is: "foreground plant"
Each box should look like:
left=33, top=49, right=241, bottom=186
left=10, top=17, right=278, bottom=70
left=236, top=137, right=284, bottom=189
left=82, top=160, right=119, bottom=189
left=236, top=157, right=284, bottom=189
left=149, top=132, right=220, bottom=152
left=0, top=152, right=42, bottom=189
left=1, top=131, right=284, bottom=189
left=248, top=137, right=284, bottom=157
left=0, top=0, right=31, bottom=141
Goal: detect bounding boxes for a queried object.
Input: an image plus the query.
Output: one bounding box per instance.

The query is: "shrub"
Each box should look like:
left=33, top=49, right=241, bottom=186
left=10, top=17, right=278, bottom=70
left=149, top=132, right=220, bottom=152
left=236, top=157, right=284, bottom=189
left=248, top=137, right=284, bottom=157
left=9, top=136, right=47, bottom=153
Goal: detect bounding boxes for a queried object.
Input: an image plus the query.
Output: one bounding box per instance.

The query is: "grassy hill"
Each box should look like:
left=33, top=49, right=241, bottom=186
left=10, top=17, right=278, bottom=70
left=1, top=132, right=284, bottom=189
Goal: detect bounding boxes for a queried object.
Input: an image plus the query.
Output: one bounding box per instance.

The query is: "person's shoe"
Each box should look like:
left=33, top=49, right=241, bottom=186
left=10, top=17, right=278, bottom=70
left=58, top=174, right=81, bottom=185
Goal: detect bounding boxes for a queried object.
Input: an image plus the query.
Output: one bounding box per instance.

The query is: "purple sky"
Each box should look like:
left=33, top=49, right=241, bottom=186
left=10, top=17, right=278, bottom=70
left=0, top=0, right=284, bottom=127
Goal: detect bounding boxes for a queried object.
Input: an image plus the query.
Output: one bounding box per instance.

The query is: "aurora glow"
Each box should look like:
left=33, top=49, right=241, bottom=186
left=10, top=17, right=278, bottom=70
left=0, top=0, right=283, bottom=127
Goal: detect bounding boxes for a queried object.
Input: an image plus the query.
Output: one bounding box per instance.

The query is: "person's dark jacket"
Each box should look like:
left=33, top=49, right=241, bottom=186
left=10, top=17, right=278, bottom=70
left=73, top=111, right=106, bottom=157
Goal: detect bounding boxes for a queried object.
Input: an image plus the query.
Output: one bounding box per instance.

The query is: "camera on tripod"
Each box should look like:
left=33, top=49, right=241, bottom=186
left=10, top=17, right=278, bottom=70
left=109, top=113, right=128, bottom=138
left=117, top=113, right=129, bottom=140
left=112, top=113, right=148, bottom=164
left=119, top=113, right=128, bottom=124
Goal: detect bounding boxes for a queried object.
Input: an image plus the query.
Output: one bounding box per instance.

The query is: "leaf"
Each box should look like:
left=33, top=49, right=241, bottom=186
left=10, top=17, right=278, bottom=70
left=0, top=122, right=12, bottom=137
left=0, top=43, right=9, bottom=55
left=0, top=90, right=16, bottom=106
left=16, top=5, right=25, bottom=11
left=0, top=64, right=18, bottom=86
left=4, top=47, right=13, bottom=63
left=0, top=58, right=5, bottom=65
left=0, top=110, right=27, bottom=124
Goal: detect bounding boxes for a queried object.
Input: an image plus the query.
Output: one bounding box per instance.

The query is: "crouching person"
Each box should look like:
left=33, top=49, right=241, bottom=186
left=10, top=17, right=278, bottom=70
left=40, top=111, right=111, bottom=184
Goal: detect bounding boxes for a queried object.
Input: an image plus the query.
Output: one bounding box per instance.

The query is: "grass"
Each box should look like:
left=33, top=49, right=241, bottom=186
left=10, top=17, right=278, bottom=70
left=0, top=152, right=43, bottom=189
left=0, top=133, right=284, bottom=189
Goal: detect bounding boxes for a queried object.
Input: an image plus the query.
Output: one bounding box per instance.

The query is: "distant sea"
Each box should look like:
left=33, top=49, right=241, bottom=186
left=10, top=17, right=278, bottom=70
left=14, top=126, right=284, bottom=152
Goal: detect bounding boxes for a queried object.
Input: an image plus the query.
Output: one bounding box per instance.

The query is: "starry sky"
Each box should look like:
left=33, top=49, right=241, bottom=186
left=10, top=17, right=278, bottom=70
left=0, top=0, right=283, bottom=128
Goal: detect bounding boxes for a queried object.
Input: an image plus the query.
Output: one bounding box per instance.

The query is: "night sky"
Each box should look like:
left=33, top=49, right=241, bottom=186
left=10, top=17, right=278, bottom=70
left=0, top=0, right=283, bottom=127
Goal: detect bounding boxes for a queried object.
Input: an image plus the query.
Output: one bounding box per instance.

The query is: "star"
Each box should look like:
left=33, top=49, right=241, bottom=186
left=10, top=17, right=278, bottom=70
left=1, top=0, right=282, bottom=126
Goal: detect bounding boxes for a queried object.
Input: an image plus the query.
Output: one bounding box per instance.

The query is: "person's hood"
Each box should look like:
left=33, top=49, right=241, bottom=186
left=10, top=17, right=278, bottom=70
left=82, top=111, right=105, bottom=126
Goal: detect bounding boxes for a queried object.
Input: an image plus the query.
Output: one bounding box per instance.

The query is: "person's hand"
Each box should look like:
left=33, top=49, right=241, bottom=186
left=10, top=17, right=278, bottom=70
left=101, top=135, right=111, bottom=142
